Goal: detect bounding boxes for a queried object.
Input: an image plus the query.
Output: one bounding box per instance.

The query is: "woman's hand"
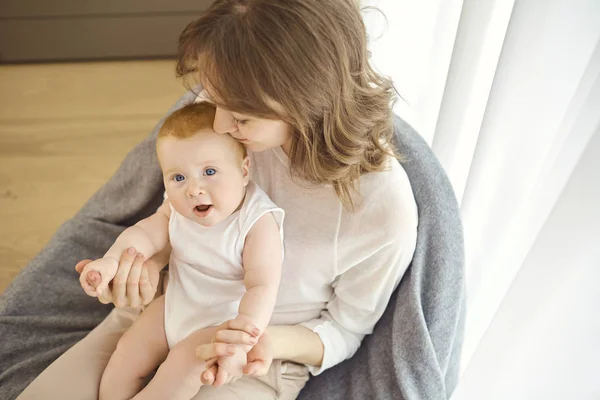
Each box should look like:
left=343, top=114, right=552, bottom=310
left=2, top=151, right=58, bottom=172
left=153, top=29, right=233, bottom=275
left=75, top=245, right=170, bottom=308
left=196, top=319, right=273, bottom=386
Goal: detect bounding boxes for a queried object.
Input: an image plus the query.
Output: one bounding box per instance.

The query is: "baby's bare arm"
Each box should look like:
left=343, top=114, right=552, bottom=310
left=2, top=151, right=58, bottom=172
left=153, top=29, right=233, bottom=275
left=213, top=213, right=282, bottom=386
left=80, top=200, right=171, bottom=296
left=239, top=213, right=283, bottom=333
left=104, top=200, right=171, bottom=261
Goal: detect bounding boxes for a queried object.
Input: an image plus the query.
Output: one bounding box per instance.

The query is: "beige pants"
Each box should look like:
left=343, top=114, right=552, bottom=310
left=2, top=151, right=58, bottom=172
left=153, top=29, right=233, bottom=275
left=17, top=306, right=309, bottom=400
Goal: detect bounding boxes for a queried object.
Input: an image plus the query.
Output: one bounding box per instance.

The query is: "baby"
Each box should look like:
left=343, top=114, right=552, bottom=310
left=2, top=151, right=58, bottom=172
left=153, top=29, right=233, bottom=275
left=79, top=102, right=284, bottom=400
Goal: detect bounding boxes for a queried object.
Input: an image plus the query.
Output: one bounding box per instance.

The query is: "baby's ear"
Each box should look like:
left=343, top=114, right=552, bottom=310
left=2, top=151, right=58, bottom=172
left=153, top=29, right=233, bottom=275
left=242, top=156, right=251, bottom=186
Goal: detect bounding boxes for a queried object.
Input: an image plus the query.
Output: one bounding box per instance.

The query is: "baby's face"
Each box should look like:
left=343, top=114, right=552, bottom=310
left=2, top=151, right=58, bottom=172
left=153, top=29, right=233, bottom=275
left=157, top=129, right=249, bottom=227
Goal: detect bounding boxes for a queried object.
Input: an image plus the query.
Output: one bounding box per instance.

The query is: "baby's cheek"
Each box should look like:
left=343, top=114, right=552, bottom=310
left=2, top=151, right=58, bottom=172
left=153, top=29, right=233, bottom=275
left=169, top=197, right=188, bottom=216
left=218, top=184, right=239, bottom=211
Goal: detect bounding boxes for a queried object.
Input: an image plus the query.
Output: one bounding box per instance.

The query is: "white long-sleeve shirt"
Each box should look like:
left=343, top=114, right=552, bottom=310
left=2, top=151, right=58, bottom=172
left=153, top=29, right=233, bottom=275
left=250, top=146, right=418, bottom=375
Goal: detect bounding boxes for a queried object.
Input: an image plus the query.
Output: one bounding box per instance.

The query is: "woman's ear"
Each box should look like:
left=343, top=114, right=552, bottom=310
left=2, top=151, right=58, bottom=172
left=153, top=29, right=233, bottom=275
left=242, top=156, right=251, bottom=186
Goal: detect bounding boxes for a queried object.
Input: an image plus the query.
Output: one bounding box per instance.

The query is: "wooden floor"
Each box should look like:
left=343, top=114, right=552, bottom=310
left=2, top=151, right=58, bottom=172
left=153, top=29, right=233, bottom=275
left=0, top=60, right=185, bottom=293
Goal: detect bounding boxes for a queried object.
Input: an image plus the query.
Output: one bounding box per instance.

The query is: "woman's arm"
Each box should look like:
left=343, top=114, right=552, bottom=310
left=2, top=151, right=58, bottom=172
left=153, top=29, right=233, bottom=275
left=268, top=325, right=324, bottom=366
left=197, top=323, right=325, bottom=386
left=204, top=238, right=412, bottom=377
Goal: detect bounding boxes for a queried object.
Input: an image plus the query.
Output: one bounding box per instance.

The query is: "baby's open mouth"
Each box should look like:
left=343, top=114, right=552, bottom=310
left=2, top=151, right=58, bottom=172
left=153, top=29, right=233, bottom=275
left=195, top=204, right=211, bottom=212
left=193, top=204, right=213, bottom=218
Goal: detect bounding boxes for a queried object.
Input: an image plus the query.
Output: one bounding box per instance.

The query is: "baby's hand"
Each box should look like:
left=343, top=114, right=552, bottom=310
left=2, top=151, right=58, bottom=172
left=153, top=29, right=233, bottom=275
left=214, top=346, right=247, bottom=387
left=78, top=257, right=119, bottom=297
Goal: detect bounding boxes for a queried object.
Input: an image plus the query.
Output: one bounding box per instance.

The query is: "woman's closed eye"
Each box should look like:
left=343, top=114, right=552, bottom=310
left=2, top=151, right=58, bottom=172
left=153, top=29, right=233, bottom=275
left=203, top=168, right=217, bottom=176
left=232, top=117, right=248, bottom=126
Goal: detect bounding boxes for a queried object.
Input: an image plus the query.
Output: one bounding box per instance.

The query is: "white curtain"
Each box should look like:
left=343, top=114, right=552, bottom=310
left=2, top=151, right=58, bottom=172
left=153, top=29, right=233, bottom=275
left=363, top=1, right=600, bottom=398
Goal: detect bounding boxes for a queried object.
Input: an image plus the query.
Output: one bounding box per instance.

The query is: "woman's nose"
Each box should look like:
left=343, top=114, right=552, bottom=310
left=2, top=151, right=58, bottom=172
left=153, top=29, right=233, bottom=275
left=213, top=107, right=238, bottom=134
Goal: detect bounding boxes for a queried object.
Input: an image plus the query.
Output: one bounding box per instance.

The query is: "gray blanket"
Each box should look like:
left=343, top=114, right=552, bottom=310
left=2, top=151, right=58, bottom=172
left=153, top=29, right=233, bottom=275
left=0, top=90, right=465, bottom=400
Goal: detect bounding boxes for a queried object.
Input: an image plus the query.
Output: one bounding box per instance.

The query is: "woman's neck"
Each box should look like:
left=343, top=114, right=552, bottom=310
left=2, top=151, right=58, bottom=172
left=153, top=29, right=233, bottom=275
left=281, top=138, right=292, bottom=157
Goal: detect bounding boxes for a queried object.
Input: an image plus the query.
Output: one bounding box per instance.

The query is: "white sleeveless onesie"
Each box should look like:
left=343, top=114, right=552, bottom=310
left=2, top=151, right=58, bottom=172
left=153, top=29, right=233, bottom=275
left=164, top=181, right=284, bottom=348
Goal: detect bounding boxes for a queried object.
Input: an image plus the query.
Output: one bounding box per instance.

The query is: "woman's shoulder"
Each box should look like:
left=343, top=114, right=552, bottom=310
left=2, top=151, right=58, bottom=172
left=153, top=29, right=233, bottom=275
left=348, top=157, right=418, bottom=238
left=358, top=156, right=415, bottom=204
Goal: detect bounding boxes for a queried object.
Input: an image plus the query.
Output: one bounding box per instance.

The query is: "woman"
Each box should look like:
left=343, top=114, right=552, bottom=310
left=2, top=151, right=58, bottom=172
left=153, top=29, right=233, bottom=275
left=13, top=0, right=432, bottom=398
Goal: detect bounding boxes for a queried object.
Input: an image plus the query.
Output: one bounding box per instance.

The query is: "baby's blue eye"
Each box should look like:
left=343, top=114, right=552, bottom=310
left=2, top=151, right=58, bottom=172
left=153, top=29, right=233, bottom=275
left=204, top=168, right=217, bottom=176
left=173, top=174, right=185, bottom=182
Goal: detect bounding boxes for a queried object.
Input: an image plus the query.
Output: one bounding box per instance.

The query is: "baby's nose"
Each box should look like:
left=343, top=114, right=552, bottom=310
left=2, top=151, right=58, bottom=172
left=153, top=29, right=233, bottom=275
left=186, top=181, right=205, bottom=197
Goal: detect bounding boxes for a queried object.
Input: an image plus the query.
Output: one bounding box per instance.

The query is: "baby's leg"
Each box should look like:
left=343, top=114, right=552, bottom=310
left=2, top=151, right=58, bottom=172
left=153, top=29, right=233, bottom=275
left=99, top=295, right=168, bottom=400
left=132, top=328, right=216, bottom=400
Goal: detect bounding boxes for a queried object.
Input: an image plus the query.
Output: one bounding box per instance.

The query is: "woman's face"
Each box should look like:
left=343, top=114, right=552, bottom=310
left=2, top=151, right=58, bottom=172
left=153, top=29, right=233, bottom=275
left=213, top=107, right=293, bottom=154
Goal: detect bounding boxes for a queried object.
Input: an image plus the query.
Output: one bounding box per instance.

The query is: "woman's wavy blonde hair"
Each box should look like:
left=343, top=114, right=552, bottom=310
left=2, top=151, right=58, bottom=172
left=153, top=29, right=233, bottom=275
left=176, top=0, right=397, bottom=209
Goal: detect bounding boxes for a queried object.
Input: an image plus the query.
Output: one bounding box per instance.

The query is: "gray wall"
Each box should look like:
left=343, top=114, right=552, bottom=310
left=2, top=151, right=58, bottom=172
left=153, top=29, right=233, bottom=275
left=0, top=0, right=214, bottom=62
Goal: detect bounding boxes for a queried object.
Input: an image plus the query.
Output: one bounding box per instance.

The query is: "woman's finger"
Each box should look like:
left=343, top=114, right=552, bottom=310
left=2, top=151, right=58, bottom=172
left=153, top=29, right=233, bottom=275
left=126, top=253, right=144, bottom=308
left=98, top=283, right=113, bottom=304
left=113, top=247, right=137, bottom=307
left=215, top=330, right=257, bottom=346
left=139, top=265, right=155, bottom=305
left=196, top=343, right=236, bottom=361
left=94, top=273, right=113, bottom=296
left=205, top=357, right=218, bottom=369
left=220, top=319, right=261, bottom=337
